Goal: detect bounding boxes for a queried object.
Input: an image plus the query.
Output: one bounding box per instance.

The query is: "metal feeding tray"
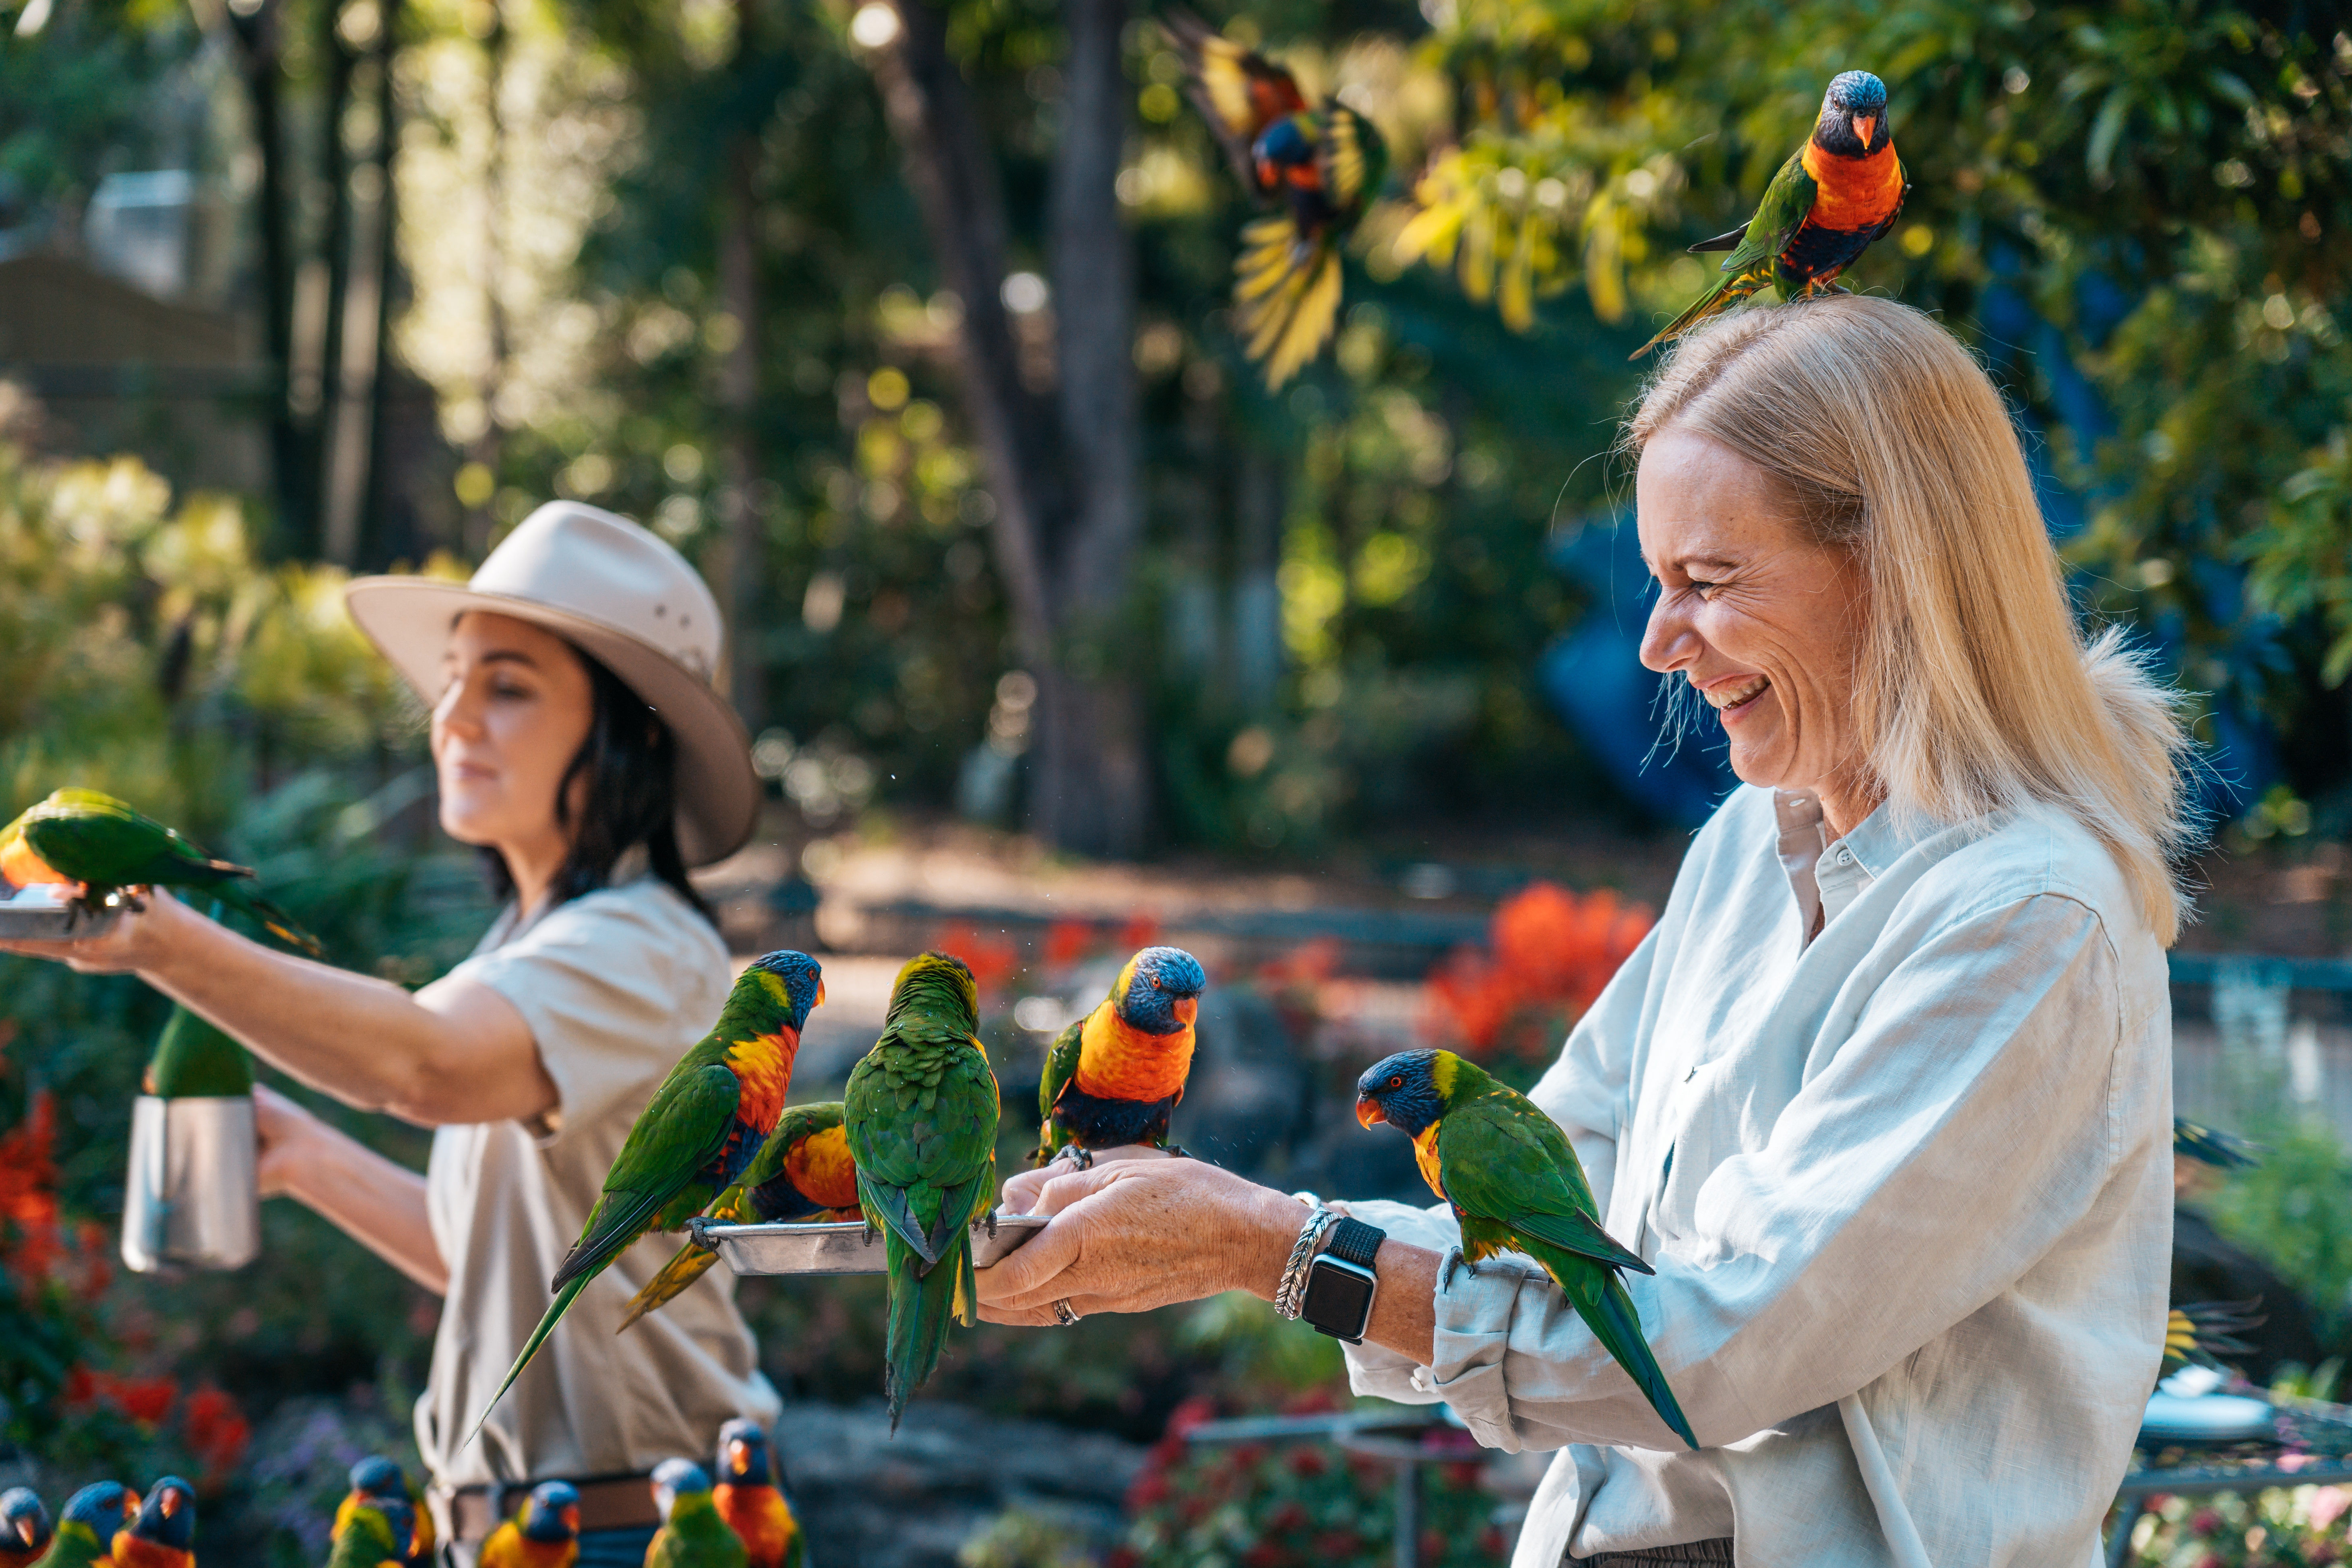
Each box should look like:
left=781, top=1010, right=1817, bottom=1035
left=691, top=1213, right=1049, bottom=1277
left=0, top=884, right=124, bottom=941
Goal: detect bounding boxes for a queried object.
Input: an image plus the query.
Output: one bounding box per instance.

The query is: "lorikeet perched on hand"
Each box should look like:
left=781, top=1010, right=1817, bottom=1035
left=1031, top=946, right=1207, bottom=1167
left=332, top=1459, right=430, bottom=1568
left=30, top=1483, right=132, bottom=1568
left=1357, top=1048, right=1697, bottom=1450
left=473, top=950, right=825, bottom=1435
left=647, top=1463, right=746, bottom=1568
left=477, top=1482, right=580, bottom=1568
left=0, top=1489, right=51, bottom=1568
left=324, top=1500, right=413, bottom=1568
left=0, top=788, right=320, bottom=954
left=620, top=1102, right=860, bottom=1331
left=1164, top=8, right=1387, bottom=389
left=2175, top=1117, right=2260, bottom=1170
left=712, top=1420, right=802, bottom=1568
left=2164, top=1298, right=2266, bottom=1376
left=845, top=952, right=1001, bottom=1430
left=1633, top=70, right=1907, bottom=358
left=111, top=1478, right=195, bottom=1568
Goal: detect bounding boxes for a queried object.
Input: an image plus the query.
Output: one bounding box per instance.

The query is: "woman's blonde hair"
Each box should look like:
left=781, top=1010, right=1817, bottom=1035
left=1627, top=295, right=2195, bottom=943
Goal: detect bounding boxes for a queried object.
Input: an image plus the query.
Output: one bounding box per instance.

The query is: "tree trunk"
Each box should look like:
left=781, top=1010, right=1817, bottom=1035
left=226, top=0, right=314, bottom=557
left=718, top=0, right=767, bottom=730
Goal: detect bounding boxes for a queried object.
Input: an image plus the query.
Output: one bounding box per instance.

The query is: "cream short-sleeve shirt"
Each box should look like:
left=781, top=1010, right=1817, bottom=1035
left=413, top=872, right=783, bottom=1489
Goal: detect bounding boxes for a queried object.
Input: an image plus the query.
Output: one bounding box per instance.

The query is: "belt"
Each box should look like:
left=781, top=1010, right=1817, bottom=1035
left=436, top=1472, right=661, bottom=1543
left=1569, top=1542, right=1736, bottom=1566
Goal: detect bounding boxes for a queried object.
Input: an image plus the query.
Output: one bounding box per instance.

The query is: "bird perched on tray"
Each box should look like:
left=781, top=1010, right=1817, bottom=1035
left=30, top=1483, right=132, bottom=1568
left=1032, top=946, right=1207, bottom=1168
left=620, top=1102, right=860, bottom=1331
left=477, top=1481, right=580, bottom=1568
left=473, top=950, right=825, bottom=1434
left=0, top=1489, right=51, bottom=1568
left=1356, top=1048, right=1697, bottom=1450
left=2164, top=1298, right=2266, bottom=1376
left=1633, top=70, right=1906, bottom=358
left=110, top=1478, right=195, bottom=1568
left=333, top=1459, right=430, bottom=1568
left=0, top=787, right=320, bottom=954
left=646, top=1462, right=746, bottom=1568
left=324, top=1498, right=414, bottom=1568
left=2175, top=1118, right=2260, bottom=1171
left=1163, top=7, right=1387, bottom=389
left=845, top=952, right=1001, bottom=1430
left=711, top=1419, right=801, bottom=1568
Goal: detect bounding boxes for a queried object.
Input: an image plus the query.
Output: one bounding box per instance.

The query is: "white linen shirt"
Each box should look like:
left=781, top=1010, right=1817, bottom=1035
left=1343, top=784, right=2172, bottom=1568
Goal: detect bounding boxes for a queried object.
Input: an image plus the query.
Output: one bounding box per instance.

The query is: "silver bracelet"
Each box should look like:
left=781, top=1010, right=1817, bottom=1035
left=1274, top=1201, right=1338, bottom=1320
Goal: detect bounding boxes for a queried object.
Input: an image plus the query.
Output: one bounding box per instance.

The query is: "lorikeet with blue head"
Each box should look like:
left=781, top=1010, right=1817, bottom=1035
left=0, top=1489, right=50, bottom=1568
left=473, top=950, right=825, bottom=1436
left=619, top=1102, right=861, bottom=1331
left=1031, top=946, right=1207, bottom=1168
left=1633, top=70, right=1907, bottom=358
left=332, top=1459, right=430, bottom=1568
left=324, top=1498, right=414, bottom=1568
left=647, top=1462, right=746, bottom=1568
left=1356, top=1048, right=1697, bottom=1450
left=478, top=1482, right=580, bottom=1568
left=111, top=1478, right=195, bottom=1568
left=0, top=787, right=320, bottom=954
left=1163, top=7, right=1387, bottom=389
left=845, top=952, right=1001, bottom=1430
left=30, top=1483, right=132, bottom=1568
left=711, top=1420, right=802, bottom=1568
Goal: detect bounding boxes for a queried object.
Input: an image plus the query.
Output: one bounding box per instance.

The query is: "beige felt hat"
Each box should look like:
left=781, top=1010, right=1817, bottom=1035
left=344, top=501, right=759, bottom=867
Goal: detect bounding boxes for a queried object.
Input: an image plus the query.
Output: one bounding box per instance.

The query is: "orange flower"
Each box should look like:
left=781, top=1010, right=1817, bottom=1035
left=933, top=922, right=1020, bottom=995
left=1044, top=920, right=1095, bottom=970
left=1118, top=913, right=1162, bottom=952
left=1423, top=882, right=1654, bottom=1056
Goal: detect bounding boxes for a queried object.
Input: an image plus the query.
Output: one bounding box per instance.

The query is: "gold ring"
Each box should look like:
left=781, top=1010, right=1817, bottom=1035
left=1052, top=1298, right=1081, bottom=1326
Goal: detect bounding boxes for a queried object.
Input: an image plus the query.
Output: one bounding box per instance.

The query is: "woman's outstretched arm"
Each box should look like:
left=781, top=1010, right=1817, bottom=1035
left=254, top=1085, right=448, bottom=1293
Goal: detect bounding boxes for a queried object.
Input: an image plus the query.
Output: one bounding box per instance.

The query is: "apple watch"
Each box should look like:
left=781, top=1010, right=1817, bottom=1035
left=1298, top=1215, right=1385, bottom=1344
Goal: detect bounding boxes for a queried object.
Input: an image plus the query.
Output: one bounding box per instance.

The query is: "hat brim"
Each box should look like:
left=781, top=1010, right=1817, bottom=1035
left=343, top=577, right=761, bottom=868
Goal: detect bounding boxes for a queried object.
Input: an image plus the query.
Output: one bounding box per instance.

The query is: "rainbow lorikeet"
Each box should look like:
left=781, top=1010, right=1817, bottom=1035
left=0, top=788, right=321, bottom=954
left=111, top=1477, right=195, bottom=1568
left=1633, top=70, right=1907, bottom=359
left=620, top=1102, right=860, bottom=1331
left=647, top=1462, right=746, bottom=1568
left=712, top=1420, right=802, bottom=1568
left=29, top=1483, right=132, bottom=1568
left=332, top=1459, right=430, bottom=1568
left=1031, top=946, right=1206, bottom=1168
left=1356, top=1049, right=1697, bottom=1450
left=324, top=1499, right=414, bottom=1568
left=0, top=1489, right=50, bottom=1568
left=473, top=950, right=825, bottom=1436
left=478, top=1482, right=580, bottom=1568
left=2164, top=1298, right=2265, bottom=1376
left=1164, top=7, right=1387, bottom=389
left=2174, top=1117, right=2259, bottom=1170
left=845, top=952, right=1001, bottom=1430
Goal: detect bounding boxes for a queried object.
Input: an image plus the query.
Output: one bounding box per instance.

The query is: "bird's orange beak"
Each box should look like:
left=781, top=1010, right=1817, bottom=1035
left=1851, top=114, right=1876, bottom=151
left=159, top=1492, right=180, bottom=1519
left=14, top=1518, right=33, bottom=1545
left=815, top=979, right=827, bottom=1007
left=728, top=1438, right=750, bottom=1474
left=561, top=1504, right=581, bottom=1534
left=1174, top=996, right=1198, bottom=1027
left=1356, top=1095, right=1385, bottom=1129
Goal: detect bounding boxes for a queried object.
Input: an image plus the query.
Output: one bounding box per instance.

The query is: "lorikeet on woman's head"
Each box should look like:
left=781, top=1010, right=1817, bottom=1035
left=1356, top=1048, right=1697, bottom=1450
left=845, top=952, right=1000, bottom=1430
left=31, top=1482, right=132, bottom=1568
left=478, top=1481, right=580, bottom=1568
left=1634, top=70, right=1907, bottom=357
left=1032, top=946, right=1207, bottom=1167
left=0, top=787, right=320, bottom=954
left=472, top=950, right=825, bottom=1438
left=711, top=1419, right=802, bottom=1568
left=0, top=1489, right=50, bottom=1568
left=110, top=1478, right=195, bottom=1568
left=620, top=1102, right=860, bottom=1331
left=647, top=1462, right=746, bottom=1568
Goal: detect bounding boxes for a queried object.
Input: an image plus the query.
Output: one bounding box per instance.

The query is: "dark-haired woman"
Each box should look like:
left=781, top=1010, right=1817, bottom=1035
left=0, top=504, right=777, bottom=1567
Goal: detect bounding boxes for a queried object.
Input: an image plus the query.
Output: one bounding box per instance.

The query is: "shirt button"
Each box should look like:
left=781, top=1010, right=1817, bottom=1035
left=1834, top=847, right=1854, bottom=866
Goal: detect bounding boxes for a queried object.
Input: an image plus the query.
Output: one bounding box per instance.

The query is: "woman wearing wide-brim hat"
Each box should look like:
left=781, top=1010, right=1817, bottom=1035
left=0, top=502, right=779, bottom=1566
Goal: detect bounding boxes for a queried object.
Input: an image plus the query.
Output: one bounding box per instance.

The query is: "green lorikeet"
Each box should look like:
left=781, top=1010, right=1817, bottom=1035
left=1164, top=8, right=1387, bottom=389
left=712, top=1419, right=803, bottom=1568
left=1356, top=1048, right=1697, bottom=1450
left=111, top=1477, right=195, bottom=1568
left=477, top=1482, right=579, bottom=1568
left=333, top=1459, right=430, bottom=1568
left=29, top=1483, right=132, bottom=1568
left=0, top=1488, right=50, bottom=1568
left=2174, top=1117, right=2259, bottom=1170
left=324, top=1499, right=413, bottom=1568
left=844, top=951, right=1000, bottom=1430
left=0, top=787, right=320, bottom=954
left=619, top=1101, right=861, bottom=1330
left=1031, top=946, right=1206, bottom=1167
left=472, top=950, right=825, bottom=1436
left=145, top=1006, right=255, bottom=1099
left=646, top=1462, right=746, bottom=1568
left=1633, top=70, right=1906, bottom=358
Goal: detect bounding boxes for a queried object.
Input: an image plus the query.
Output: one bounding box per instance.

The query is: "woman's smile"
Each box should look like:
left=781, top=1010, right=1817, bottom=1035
left=1702, top=673, right=1771, bottom=715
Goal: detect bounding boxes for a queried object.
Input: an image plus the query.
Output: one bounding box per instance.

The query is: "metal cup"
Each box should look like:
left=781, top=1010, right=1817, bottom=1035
left=121, top=1095, right=260, bottom=1272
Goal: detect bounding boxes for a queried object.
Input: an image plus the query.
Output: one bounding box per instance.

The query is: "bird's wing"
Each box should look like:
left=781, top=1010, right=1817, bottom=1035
left=1040, top=1017, right=1083, bottom=1122
left=1438, top=1096, right=1651, bottom=1274
left=1713, top=145, right=1816, bottom=274
left=1317, top=102, right=1385, bottom=216
left=1162, top=7, right=1306, bottom=194
left=553, top=1060, right=739, bottom=1289
left=2166, top=1297, right=2266, bottom=1372
left=1687, top=224, right=1747, bottom=253
left=742, top=1102, right=838, bottom=1190
left=23, top=810, right=243, bottom=889
left=848, top=1021, right=1000, bottom=1262
left=2174, top=1117, right=2261, bottom=1170
left=1235, top=214, right=1343, bottom=389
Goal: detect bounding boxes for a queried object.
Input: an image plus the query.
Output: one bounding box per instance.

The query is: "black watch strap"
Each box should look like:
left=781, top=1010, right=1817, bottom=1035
left=1324, top=1215, right=1385, bottom=1268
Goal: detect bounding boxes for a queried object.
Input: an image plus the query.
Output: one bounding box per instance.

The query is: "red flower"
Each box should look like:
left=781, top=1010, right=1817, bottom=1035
left=1118, top=913, right=1161, bottom=953
left=933, top=923, right=1020, bottom=995
left=1422, top=883, right=1654, bottom=1055
left=1265, top=1503, right=1308, bottom=1534
left=184, top=1386, right=250, bottom=1486
left=1045, top=920, right=1095, bottom=971
left=1165, top=1394, right=1218, bottom=1439
left=1310, top=1530, right=1361, bottom=1559
left=2191, top=1509, right=2224, bottom=1537
left=1243, top=1544, right=1288, bottom=1568
left=1127, top=1474, right=1172, bottom=1510
left=1104, top=1548, right=1141, bottom=1568
left=1286, top=1447, right=1327, bottom=1479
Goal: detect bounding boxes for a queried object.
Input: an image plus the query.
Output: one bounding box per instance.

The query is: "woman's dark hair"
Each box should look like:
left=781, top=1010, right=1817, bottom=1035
left=479, top=645, right=715, bottom=926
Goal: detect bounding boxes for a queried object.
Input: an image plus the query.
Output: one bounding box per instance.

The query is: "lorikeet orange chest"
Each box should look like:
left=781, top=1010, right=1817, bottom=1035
left=712, top=1485, right=795, bottom=1568
left=113, top=1534, right=192, bottom=1568
left=1071, top=1008, right=1194, bottom=1104
left=714, top=1027, right=800, bottom=1186
left=1784, top=138, right=1905, bottom=284
left=778, top=1123, right=860, bottom=1214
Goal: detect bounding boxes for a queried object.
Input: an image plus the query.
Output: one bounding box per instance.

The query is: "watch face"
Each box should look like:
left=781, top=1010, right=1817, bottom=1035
left=1301, top=1258, right=1377, bottom=1341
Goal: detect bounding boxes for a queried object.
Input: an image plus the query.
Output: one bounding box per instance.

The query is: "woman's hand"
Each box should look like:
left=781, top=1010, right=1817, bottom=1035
left=0, top=884, right=186, bottom=974
left=252, top=1082, right=331, bottom=1200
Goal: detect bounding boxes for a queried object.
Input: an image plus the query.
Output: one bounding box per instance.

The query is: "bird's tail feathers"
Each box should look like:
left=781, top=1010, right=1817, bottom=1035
left=470, top=1275, right=589, bottom=1447
left=214, top=882, right=323, bottom=956
left=859, top=1174, right=940, bottom=1268
left=1629, top=265, right=1768, bottom=360
left=1581, top=1276, right=1697, bottom=1451
left=883, top=1227, right=969, bottom=1432
left=618, top=1237, right=723, bottom=1332
left=1236, top=215, right=1341, bottom=388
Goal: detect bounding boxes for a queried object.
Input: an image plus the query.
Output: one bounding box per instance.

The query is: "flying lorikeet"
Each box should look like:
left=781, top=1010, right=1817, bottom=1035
left=0, top=1489, right=50, bottom=1568
left=324, top=1499, right=413, bottom=1568
left=620, top=1101, right=860, bottom=1331
left=332, top=1459, right=430, bottom=1568
left=711, top=1419, right=803, bottom=1568
left=1031, top=946, right=1207, bottom=1168
left=477, top=1482, right=580, bottom=1568
left=647, top=1462, right=747, bottom=1568
left=473, top=950, right=825, bottom=1436
left=1164, top=8, right=1387, bottom=389
left=1633, top=70, right=1906, bottom=359
left=2175, top=1118, right=2260, bottom=1170
left=111, top=1477, right=195, bottom=1568
left=2164, top=1298, right=2266, bottom=1376
left=844, top=952, right=1001, bottom=1430
left=0, top=787, right=320, bottom=954
left=29, top=1483, right=132, bottom=1568
left=1356, top=1048, right=1697, bottom=1450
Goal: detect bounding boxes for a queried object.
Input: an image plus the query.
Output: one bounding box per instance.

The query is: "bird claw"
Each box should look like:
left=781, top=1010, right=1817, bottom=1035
left=1068, top=1147, right=1094, bottom=1171
left=985, top=1209, right=999, bottom=1239
left=1162, top=1145, right=1192, bottom=1160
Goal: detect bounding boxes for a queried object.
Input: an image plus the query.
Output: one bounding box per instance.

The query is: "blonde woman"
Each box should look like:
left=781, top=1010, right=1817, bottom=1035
left=973, top=297, right=2188, bottom=1566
